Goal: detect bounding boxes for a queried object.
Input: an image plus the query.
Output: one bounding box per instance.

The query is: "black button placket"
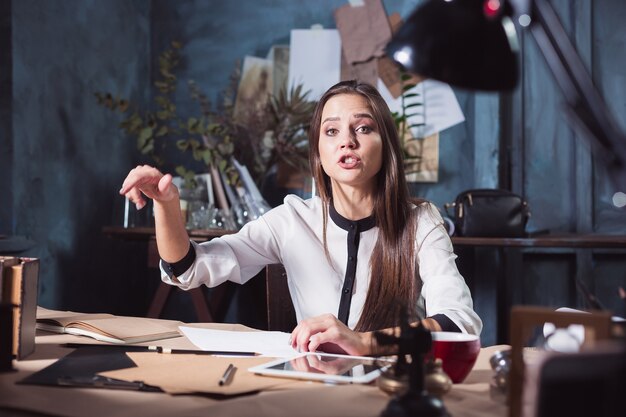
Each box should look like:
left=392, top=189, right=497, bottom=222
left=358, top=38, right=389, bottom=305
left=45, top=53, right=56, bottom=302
left=337, top=222, right=359, bottom=325
left=329, top=204, right=376, bottom=326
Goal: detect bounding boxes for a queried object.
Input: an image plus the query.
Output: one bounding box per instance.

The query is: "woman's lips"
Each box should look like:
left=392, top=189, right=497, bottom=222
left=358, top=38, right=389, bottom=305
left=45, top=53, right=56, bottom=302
left=338, top=154, right=361, bottom=169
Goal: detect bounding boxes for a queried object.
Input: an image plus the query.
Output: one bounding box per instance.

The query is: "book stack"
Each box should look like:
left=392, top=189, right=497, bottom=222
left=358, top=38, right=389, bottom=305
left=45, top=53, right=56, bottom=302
left=0, top=256, right=39, bottom=360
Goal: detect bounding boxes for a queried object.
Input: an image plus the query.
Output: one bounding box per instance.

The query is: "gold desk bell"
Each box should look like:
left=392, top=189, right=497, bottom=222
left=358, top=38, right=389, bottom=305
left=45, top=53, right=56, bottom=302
left=378, top=358, right=452, bottom=398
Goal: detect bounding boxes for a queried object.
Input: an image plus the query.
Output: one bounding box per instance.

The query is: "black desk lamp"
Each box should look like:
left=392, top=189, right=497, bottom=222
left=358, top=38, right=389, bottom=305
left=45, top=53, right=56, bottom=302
left=386, top=0, right=626, bottom=192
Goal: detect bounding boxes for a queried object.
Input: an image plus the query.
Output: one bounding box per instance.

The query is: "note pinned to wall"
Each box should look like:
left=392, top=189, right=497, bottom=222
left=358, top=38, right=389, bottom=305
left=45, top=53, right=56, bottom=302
left=378, top=78, right=465, bottom=139
left=233, top=56, right=273, bottom=124
left=288, top=29, right=341, bottom=101
left=404, top=132, right=440, bottom=183
left=378, top=78, right=464, bottom=183
left=334, top=0, right=391, bottom=65
left=267, top=45, right=290, bottom=97
left=341, top=54, right=378, bottom=86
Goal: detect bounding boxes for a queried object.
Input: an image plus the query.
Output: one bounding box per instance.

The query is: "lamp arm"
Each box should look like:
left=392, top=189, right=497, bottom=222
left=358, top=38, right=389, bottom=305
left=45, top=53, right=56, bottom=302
left=526, top=0, right=626, bottom=191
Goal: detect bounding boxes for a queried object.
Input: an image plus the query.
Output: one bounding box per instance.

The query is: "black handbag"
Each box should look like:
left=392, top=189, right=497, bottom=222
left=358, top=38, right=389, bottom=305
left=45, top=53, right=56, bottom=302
left=445, top=189, right=530, bottom=237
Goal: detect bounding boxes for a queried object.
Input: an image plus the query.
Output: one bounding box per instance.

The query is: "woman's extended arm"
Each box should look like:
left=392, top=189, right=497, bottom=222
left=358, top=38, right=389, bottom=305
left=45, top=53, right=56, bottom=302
left=119, top=165, right=190, bottom=263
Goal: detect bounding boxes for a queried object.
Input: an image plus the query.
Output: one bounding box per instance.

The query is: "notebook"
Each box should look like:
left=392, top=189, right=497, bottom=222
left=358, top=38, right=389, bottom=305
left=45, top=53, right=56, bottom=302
left=36, top=307, right=182, bottom=344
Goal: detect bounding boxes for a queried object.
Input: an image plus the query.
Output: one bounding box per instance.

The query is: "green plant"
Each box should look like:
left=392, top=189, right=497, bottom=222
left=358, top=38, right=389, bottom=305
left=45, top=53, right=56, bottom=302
left=262, top=84, right=316, bottom=174
left=391, top=73, right=426, bottom=174
left=95, top=41, right=236, bottom=188
left=96, top=40, right=317, bottom=191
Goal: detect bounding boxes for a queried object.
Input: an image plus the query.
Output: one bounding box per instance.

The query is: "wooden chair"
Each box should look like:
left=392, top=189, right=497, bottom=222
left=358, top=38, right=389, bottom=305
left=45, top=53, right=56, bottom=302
left=265, top=264, right=297, bottom=332
left=508, top=306, right=613, bottom=417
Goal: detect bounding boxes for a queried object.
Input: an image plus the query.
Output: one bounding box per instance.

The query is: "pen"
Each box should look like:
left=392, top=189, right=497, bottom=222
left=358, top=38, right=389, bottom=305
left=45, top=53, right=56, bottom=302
left=219, top=363, right=236, bottom=386
left=61, top=343, right=257, bottom=356
left=61, top=343, right=153, bottom=352
left=156, top=347, right=257, bottom=356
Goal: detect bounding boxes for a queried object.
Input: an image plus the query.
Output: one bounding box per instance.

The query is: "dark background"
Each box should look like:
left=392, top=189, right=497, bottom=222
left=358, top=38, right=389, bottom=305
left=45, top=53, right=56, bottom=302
left=1, top=0, right=624, bottom=345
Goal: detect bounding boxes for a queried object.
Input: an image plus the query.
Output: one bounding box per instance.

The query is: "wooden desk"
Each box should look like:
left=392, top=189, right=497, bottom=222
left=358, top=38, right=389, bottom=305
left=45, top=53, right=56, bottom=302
left=102, top=226, right=236, bottom=322
left=0, top=324, right=509, bottom=417
left=451, top=234, right=626, bottom=344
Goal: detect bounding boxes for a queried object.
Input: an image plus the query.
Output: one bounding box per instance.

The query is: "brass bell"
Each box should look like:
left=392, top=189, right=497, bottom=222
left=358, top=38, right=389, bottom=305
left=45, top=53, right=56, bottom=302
left=424, top=358, right=452, bottom=398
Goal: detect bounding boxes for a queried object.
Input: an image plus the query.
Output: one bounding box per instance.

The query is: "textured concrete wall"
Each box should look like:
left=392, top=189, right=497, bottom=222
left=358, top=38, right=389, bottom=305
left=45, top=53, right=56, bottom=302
left=0, top=1, right=13, bottom=234
left=9, top=0, right=154, bottom=315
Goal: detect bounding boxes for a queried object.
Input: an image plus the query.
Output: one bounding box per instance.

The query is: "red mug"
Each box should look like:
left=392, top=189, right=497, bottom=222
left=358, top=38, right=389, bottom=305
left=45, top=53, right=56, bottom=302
left=430, top=331, right=481, bottom=383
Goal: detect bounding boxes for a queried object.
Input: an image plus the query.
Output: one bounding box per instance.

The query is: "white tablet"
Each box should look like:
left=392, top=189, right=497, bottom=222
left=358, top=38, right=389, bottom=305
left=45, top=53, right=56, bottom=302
left=248, top=352, right=394, bottom=384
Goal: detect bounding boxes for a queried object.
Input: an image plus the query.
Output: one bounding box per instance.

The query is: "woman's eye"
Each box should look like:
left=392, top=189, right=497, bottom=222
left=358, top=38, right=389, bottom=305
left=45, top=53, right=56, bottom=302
left=325, top=128, right=338, bottom=136
left=356, top=125, right=372, bottom=134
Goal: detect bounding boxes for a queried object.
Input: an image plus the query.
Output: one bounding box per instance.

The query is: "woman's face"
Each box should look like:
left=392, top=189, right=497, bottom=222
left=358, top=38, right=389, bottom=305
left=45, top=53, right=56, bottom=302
left=318, top=93, right=383, bottom=194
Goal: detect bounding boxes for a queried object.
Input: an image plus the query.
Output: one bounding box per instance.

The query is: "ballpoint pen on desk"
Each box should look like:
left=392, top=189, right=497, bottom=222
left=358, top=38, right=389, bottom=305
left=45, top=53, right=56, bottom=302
left=219, top=363, right=236, bottom=386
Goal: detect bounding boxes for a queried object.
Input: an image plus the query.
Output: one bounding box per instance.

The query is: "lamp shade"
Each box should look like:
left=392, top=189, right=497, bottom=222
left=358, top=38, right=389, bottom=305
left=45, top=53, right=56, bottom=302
left=386, top=0, right=519, bottom=91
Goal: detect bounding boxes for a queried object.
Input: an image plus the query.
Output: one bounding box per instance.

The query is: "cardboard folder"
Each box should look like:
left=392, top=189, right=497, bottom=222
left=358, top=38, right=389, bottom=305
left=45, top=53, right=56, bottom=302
left=100, top=353, right=299, bottom=395
left=18, top=345, right=161, bottom=391
left=0, top=256, right=39, bottom=359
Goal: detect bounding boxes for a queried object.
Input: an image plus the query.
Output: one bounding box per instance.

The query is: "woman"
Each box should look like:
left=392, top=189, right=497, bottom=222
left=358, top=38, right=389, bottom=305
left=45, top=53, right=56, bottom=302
left=120, top=80, right=482, bottom=356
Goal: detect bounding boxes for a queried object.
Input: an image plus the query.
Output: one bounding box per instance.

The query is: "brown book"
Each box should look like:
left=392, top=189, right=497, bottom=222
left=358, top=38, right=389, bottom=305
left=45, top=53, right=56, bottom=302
left=1, top=257, right=39, bottom=359
left=36, top=307, right=183, bottom=344
left=0, top=257, right=19, bottom=301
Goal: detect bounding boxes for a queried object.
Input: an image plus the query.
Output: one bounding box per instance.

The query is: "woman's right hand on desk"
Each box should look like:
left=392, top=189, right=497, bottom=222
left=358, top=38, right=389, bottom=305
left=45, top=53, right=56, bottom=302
left=290, top=314, right=372, bottom=356
left=119, top=165, right=178, bottom=210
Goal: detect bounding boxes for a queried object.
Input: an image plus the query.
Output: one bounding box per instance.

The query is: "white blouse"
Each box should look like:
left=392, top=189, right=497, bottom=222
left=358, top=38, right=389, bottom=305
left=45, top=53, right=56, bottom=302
left=161, top=195, right=482, bottom=335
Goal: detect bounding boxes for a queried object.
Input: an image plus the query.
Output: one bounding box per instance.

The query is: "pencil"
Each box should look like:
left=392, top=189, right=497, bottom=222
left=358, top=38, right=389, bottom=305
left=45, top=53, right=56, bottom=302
left=61, top=343, right=257, bottom=356
left=155, top=347, right=257, bottom=356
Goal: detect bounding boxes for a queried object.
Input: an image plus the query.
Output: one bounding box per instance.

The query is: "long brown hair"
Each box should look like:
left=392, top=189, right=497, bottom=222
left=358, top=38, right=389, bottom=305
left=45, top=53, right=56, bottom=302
left=308, top=80, right=420, bottom=332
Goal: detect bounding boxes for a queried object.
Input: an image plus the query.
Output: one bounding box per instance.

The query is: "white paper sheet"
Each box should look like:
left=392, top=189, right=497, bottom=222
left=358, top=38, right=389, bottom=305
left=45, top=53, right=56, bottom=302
left=378, top=78, right=465, bottom=138
left=288, top=29, right=341, bottom=101
left=233, top=55, right=273, bottom=124
left=180, top=326, right=299, bottom=358
left=232, top=158, right=264, bottom=203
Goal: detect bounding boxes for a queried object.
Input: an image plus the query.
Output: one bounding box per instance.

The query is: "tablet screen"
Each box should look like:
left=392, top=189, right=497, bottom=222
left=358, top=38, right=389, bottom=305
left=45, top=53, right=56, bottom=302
left=249, top=353, right=394, bottom=384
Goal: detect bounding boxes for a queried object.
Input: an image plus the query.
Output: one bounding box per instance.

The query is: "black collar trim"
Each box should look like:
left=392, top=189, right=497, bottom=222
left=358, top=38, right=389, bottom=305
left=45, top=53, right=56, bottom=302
left=329, top=203, right=376, bottom=232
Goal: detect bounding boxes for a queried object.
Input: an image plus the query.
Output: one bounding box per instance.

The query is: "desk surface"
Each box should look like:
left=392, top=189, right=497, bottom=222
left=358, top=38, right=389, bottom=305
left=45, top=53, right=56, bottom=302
left=1, top=323, right=508, bottom=417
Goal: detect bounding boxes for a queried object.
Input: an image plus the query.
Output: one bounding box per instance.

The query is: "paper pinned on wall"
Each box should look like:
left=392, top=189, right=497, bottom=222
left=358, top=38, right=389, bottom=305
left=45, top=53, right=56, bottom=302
left=378, top=12, right=404, bottom=98
left=341, top=54, right=378, bottom=87
left=288, top=29, right=341, bottom=101
left=334, top=0, right=391, bottom=65
left=405, top=132, right=440, bottom=183
left=378, top=78, right=465, bottom=138
left=267, top=45, right=290, bottom=97
left=233, top=56, right=273, bottom=124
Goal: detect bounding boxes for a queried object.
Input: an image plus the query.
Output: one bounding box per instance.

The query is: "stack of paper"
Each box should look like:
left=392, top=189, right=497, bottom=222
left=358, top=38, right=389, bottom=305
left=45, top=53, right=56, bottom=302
left=179, top=327, right=298, bottom=358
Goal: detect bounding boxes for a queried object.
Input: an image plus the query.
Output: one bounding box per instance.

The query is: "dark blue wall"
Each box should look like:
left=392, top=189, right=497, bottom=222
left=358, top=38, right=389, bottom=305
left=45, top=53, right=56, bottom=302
left=1, top=0, right=624, bottom=344
left=4, top=0, right=155, bottom=315
left=0, top=0, right=13, bottom=235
